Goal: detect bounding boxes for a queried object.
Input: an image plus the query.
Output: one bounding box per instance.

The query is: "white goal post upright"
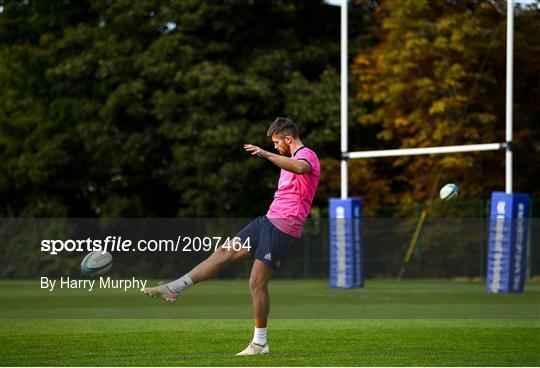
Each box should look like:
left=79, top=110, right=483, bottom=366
left=340, top=0, right=348, bottom=199
left=506, top=0, right=514, bottom=194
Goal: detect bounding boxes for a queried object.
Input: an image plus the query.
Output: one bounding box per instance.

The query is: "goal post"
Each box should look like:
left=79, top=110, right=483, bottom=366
left=329, top=0, right=530, bottom=292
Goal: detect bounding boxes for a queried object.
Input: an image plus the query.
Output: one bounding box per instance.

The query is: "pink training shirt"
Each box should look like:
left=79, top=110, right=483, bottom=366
left=266, top=146, right=320, bottom=238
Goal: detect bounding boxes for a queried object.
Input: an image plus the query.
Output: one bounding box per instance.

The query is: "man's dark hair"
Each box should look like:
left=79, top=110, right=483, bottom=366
left=267, top=117, right=299, bottom=138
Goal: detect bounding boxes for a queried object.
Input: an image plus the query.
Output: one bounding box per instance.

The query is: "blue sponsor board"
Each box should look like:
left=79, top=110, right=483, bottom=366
left=329, top=198, right=364, bottom=289
left=487, top=192, right=530, bottom=293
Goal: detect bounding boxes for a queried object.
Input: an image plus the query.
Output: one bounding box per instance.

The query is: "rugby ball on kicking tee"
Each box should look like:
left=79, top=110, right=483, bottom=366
left=439, top=183, right=458, bottom=201
left=81, top=251, right=113, bottom=277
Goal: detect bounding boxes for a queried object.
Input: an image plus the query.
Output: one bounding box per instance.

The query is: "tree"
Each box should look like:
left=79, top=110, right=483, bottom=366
left=0, top=1, right=366, bottom=217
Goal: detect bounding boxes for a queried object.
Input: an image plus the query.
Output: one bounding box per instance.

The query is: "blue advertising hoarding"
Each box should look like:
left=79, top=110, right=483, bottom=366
left=487, top=192, right=530, bottom=293
left=329, top=198, right=364, bottom=289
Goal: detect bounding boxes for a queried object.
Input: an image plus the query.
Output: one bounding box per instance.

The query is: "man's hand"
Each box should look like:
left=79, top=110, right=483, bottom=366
left=244, top=143, right=310, bottom=174
left=244, top=144, right=270, bottom=159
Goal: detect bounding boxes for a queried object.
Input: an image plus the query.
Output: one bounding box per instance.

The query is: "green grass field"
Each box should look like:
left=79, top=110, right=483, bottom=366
left=1, top=279, right=539, bottom=366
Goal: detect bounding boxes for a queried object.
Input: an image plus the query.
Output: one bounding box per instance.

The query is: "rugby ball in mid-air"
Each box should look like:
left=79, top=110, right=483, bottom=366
left=439, top=183, right=458, bottom=201
left=81, top=251, right=113, bottom=277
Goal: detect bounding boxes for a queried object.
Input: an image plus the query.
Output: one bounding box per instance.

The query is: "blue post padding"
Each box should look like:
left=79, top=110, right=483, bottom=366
left=486, top=192, right=530, bottom=293
left=329, top=198, right=364, bottom=289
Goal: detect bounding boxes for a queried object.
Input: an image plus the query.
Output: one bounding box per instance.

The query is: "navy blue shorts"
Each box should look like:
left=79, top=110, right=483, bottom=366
left=235, top=216, right=299, bottom=270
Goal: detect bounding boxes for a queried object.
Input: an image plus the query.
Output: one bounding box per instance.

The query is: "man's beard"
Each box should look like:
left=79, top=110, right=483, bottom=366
left=281, top=148, right=291, bottom=156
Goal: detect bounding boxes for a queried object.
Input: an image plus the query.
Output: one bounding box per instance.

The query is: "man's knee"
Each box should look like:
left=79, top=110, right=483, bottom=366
left=249, top=273, right=269, bottom=294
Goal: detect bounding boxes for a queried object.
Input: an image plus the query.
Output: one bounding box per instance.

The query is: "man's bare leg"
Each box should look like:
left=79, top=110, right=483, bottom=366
left=141, top=239, right=250, bottom=301
left=236, top=259, right=273, bottom=356
left=249, top=260, right=274, bottom=329
left=189, top=242, right=251, bottom=282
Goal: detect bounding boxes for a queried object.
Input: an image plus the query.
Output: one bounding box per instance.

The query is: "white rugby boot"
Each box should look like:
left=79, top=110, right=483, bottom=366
left=140, top=283, right=178, bottom=303
left=235, top=341, right=270, bottom=356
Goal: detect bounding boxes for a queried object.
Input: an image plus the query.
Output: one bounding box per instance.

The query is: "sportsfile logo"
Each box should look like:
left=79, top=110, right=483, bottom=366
left=40, top=236, right=251, bottom=255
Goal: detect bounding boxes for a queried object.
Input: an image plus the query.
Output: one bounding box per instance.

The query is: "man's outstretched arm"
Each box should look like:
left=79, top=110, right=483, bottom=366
left=244, top=144, right=310, bottom=174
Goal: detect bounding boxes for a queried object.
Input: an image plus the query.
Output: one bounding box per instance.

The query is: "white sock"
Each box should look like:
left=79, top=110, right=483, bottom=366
left=253, top=327, right=267, bottom=345
left=167, top=274, right=194, bottom=293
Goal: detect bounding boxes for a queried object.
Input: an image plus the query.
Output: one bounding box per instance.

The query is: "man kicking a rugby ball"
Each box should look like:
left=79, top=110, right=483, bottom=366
left=142, top=117, right=320, bottom=356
